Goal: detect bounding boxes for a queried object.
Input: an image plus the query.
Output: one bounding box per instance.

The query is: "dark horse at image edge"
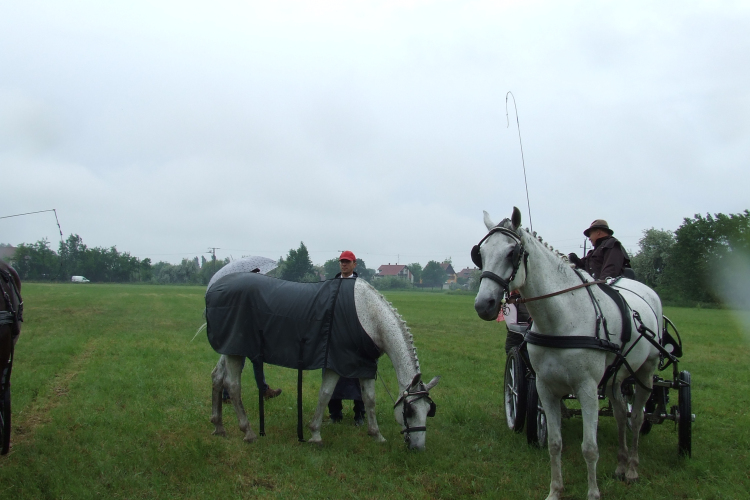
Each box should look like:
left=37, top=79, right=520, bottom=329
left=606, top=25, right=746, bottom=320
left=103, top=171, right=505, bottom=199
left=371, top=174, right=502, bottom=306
left=0, top=260, right=23, bottom=455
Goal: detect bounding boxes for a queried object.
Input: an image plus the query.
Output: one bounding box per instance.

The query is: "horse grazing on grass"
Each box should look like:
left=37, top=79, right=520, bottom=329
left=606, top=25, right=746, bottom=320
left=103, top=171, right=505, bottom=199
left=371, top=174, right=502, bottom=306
left=206, top=272, right=439, bottom=450
left=0, top=260, right=23, bottom=455
left=473, top=208, right=661, bottom=500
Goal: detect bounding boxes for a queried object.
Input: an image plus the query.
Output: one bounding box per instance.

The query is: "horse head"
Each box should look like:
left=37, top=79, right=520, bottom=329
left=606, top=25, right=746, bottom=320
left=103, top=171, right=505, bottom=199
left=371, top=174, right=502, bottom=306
left=393, top=373, right=440, bottom=450
left=473, top=207, right=527, bottom=321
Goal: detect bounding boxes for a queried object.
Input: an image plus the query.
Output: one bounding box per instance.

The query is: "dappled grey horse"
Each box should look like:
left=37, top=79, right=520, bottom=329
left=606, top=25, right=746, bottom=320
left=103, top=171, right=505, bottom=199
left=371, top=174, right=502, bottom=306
left=206, top=271, right=439, bottom=450
left=473, top=208, right=661, bottom=500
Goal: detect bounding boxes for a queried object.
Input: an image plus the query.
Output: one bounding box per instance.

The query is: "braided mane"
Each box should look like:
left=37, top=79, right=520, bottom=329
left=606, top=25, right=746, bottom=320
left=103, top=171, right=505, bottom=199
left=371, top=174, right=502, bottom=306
left=523, top=227, right=571, bottom=264
left=371, top=286, right=421, bottom=375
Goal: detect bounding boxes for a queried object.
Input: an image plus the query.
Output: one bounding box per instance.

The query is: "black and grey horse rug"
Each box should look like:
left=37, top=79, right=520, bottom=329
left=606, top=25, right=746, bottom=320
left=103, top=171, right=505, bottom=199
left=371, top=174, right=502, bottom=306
left=205, top=273, right=381, bottom=379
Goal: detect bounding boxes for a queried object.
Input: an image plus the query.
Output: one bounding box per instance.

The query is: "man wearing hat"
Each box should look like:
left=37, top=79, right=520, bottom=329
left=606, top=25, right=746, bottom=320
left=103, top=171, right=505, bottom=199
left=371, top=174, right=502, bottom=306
left=327, top=250, right=366, bottom=426
left=568, top=219, right=630, bottom=280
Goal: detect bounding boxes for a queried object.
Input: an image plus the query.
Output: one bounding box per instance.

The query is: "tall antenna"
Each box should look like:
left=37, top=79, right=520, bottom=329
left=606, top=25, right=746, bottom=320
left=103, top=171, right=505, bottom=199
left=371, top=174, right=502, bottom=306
left=1, top=208, right=65, bottom=279
left=505, top=92, right=533, bottom=233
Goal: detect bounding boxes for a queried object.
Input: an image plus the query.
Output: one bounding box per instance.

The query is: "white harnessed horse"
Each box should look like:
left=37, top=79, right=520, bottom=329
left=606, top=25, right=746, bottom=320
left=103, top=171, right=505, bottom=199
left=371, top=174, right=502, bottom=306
left=210, top=277, right=439, bottom=450
left=473, top=208, right=661, bottom=500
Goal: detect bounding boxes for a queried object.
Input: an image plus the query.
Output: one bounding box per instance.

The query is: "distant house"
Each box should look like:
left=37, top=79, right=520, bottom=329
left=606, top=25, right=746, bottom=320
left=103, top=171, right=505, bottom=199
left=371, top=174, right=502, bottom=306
left=457, top=267, right=478, bottom=281
left=376, top=264, right=414, bottom=283
left=440, top=262, right=457, bottom=284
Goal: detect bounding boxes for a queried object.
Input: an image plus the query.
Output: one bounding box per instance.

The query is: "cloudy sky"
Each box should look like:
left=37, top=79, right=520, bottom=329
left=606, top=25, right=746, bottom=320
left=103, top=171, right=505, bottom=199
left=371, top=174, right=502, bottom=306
left=1, top=0, right=748, bottom=271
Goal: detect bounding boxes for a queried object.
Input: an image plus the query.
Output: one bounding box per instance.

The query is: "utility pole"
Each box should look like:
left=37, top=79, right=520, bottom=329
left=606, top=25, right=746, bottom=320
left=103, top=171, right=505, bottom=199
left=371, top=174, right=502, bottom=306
left=208, top=247, right=220, bottom=275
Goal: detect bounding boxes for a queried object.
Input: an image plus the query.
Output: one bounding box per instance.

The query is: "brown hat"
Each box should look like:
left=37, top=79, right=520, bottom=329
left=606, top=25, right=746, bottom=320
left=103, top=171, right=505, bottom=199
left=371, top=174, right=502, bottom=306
left=583, top=219, right=613, bottom=237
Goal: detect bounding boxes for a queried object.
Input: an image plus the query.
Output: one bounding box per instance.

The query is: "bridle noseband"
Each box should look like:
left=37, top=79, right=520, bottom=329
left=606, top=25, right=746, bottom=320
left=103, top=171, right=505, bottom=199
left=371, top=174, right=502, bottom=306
left=471, top=224, right=528, bottom=293
left=393, top=382, right=437, bottom=444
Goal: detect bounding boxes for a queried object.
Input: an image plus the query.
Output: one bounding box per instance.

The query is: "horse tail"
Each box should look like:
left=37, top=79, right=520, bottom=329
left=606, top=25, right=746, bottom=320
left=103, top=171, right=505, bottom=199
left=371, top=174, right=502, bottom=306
left=191, top=323, right=207, bottom=342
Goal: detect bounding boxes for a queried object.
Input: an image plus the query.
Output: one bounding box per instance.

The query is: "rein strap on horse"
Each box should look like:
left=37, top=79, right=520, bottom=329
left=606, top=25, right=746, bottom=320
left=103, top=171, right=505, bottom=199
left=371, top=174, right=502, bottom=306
left=506, top=280, right=607, bottom=305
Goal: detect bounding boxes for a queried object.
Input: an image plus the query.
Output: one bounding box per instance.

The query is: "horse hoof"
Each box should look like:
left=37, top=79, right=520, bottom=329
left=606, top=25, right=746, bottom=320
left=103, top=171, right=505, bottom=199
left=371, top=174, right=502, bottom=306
left=625, top=474, right=639, bottom=485
left=243, top=434, right=258, bottom=443
left=614, top=472, right=625, bottom=482
left=212, top=429, right=227, bottom=437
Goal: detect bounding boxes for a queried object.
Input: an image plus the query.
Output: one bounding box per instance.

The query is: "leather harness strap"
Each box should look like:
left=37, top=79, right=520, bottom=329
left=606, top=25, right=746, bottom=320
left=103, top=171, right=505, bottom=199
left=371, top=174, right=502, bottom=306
left=506, top=279, right=607, bottom=305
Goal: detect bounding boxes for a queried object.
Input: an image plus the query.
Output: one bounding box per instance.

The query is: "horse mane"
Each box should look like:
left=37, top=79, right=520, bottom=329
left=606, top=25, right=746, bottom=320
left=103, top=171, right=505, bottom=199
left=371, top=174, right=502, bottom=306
left=519, top=227, right=577, bottom=275
left=368, top=284, right=421, bottom=376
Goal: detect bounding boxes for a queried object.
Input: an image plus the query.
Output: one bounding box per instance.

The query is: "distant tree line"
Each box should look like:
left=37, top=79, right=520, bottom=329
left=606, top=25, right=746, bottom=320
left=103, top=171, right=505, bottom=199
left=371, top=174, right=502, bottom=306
left=630, top=210, right=749, bottom=306
left=5, top=209, right=748, bottom=305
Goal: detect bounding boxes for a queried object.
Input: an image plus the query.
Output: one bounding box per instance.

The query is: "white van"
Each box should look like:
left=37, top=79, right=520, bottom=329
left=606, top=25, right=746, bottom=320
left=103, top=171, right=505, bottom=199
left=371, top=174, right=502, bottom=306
left=71, top=276, right=90, bottom=283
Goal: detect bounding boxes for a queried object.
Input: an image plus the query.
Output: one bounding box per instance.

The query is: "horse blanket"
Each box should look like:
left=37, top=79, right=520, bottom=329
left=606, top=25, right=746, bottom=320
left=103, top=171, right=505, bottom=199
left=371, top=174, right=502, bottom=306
left=205, top=273, right=381, bottom=379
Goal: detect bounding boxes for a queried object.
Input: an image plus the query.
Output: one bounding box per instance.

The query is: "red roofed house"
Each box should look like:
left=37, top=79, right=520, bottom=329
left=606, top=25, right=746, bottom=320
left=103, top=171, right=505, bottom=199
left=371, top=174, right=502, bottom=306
left=440, top=262, right=457, bottom=285
left=457, top=267, right=478, bottom=281
left=376, top=264, right=414, bottom=283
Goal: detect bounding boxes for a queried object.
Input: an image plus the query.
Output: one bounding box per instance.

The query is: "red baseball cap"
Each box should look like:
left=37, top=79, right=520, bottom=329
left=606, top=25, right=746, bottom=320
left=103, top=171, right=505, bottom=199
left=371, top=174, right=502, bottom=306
left=339, top=250, right=356, bottom=262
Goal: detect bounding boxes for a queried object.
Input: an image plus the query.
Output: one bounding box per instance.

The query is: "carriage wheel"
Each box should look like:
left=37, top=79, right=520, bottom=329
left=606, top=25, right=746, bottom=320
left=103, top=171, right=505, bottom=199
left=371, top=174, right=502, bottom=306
left=678, top=371, right=692, bottom=457
left=526, top=378, right=547, bottom=448
left=0, top=373, right=10, bottom=455
left=504, top=347, right=527, bottom=432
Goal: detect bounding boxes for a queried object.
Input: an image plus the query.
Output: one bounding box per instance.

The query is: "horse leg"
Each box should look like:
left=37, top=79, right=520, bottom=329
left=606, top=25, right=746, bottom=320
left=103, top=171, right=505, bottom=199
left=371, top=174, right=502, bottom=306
left=578, top=382, right=601, bottom=500
left=607, top=380, right=629, bottom=480
left=210, top=356, right=227, bottom=437
left=536, top=382, right=564, bottom=500
left=308, top=369, right=339, bottom=445
left=625, top=371, right=654, bottom=483
left=225, top=355, right=257, bottom=443
left=360, top=378, right=385, bottom=442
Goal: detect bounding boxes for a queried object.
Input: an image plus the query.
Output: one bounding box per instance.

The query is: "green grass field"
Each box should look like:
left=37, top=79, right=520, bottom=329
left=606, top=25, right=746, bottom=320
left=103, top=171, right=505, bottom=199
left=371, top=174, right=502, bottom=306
left=1, top=283, right=748, bottom=499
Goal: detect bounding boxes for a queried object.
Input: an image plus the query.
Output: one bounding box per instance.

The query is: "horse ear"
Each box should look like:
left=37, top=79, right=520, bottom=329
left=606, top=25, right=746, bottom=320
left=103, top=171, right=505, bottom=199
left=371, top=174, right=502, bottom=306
left=410, top=373, right=422, bottom=388
left=483, top=211, right=495, bottom=230
left=511, top=207, right=522, bottom=230
left=424, top=376, right=441, bottom=391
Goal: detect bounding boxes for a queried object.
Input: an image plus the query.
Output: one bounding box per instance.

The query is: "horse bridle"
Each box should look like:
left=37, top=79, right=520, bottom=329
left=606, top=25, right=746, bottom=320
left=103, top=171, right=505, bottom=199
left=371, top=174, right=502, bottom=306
left=393, top=381, right=437, bottom=444
left=471, top=223, right=528, bottom=293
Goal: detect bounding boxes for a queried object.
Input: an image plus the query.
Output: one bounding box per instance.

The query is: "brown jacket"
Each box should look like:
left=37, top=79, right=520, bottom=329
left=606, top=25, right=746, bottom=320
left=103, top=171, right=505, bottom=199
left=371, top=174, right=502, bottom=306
left=579, top=236, right=629, bottom=280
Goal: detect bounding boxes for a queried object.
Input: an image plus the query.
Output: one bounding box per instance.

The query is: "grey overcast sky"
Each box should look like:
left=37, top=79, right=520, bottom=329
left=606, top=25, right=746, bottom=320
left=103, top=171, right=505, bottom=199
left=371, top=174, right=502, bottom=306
left=1, top=0, right=748, bottom=271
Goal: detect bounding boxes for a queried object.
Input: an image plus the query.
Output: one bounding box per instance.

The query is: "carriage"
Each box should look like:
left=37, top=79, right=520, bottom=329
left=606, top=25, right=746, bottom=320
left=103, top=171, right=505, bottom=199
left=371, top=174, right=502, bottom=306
left=503, top=314, right=694, bottom=456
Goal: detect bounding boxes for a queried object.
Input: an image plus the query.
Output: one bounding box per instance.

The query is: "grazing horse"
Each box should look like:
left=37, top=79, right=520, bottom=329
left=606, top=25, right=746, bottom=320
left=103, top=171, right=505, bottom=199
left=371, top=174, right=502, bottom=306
left=206, top=272, right=439, bottom=450
left=473, top=208, right=661, bottom=500
left=0, top=260, right=23, bottom=455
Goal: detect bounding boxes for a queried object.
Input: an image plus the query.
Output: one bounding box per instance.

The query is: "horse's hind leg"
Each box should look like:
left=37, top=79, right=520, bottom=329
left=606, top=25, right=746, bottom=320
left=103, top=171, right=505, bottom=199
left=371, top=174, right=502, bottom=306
left=626, top=370, right=654, bottom=483
left=360, top=378, right=385, bottom=442
left=223, top=355, right=257, bottom=442
left=608, top=380, right=629, bottom=480
left=210, top=356, right=227, bottom=436
left=308, top=369, right=339, bottom=445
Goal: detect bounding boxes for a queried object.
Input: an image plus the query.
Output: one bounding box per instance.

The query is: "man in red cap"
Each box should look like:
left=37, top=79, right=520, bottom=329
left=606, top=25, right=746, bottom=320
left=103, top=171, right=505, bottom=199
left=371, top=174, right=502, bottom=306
left=568, top=219, right=630, bottom=280
left=327, top=250, right=366, bottom=425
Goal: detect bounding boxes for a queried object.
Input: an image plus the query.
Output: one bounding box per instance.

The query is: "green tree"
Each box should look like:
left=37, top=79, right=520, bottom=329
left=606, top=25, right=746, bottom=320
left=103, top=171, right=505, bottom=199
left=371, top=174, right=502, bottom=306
left=662, top=210, right=750, bottom=303
left=630, top=228, right=675, bottom=288
left=14, top=239, right=59, bottom=280
left=422, top=260, right=447, bottom=288
left=407, top=262, right=423, bottom=284
left=280, top=242, right=318, bottom=282
left=323, top=257, right=340, bottom=279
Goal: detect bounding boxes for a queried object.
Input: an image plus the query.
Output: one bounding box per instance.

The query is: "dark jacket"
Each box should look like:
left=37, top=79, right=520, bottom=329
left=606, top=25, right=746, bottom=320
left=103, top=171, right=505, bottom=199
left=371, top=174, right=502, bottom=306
left=578, top=236, right=630, bottom=280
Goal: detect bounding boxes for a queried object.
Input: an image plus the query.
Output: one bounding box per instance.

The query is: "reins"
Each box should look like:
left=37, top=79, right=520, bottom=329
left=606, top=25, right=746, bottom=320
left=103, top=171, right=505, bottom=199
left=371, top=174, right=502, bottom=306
left=506, top=279, right=607, bottom=305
